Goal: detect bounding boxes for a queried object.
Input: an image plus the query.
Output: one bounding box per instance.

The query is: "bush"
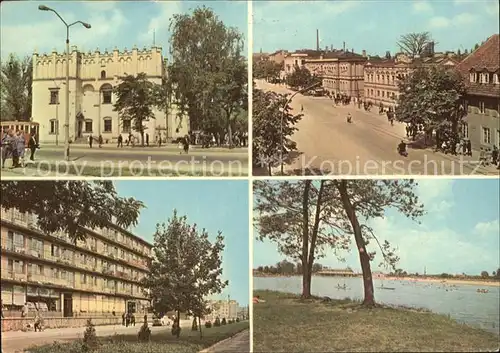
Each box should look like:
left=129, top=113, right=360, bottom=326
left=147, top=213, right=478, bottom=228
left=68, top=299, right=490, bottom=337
left=83, top=319, right=98, bottom=351
left=214, top=317, right=221, bottom=327
left=137, top=322, right=151, bottom=342
left=236, top=317, right=240, bottom=322
left=221, top=318, right=227, bottom=325
left=191, top=317, right=198, bottom=331
left=205, top=321, right=212, bottom=328
left=171, top=321, right=181, bottom=337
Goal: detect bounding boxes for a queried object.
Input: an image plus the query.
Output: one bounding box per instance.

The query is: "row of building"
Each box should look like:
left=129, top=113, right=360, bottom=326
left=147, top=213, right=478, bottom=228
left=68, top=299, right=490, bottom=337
left=0, top=208, right=244, bottom=330
left=256, top=34, right=500, bottom=149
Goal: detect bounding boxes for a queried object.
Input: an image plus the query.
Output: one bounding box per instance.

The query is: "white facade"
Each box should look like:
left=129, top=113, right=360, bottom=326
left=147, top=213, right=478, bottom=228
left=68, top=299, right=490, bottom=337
left=32, top=45, right=188, bottom=144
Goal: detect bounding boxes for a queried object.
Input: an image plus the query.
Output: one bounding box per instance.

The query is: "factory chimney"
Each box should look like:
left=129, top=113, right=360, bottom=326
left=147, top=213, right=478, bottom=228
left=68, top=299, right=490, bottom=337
left=343, top=41, right=346, bottom=52
left=316, top=29, right=320, bottom=51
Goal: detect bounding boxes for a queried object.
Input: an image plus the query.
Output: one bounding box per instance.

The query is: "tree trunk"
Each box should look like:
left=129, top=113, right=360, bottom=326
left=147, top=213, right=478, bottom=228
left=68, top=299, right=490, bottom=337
left=176, top=310, right=180, bottom=338
left=337, top=180, right=376, bottom=307
left=306, top=180, right=325, bottom=292
left=198, top=316, right=202, bottom=338
left=268, top=163, right=272, bottom=176
left=301, top=180, right=311, bottom=299
left=227, top=112, right=233, bottom=149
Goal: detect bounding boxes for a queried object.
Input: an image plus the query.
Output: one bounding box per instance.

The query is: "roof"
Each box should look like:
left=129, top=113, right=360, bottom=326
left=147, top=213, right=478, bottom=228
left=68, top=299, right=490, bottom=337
left=269, top=49, right=288, bottom=57
left=456, top=34, right=500, bottom=97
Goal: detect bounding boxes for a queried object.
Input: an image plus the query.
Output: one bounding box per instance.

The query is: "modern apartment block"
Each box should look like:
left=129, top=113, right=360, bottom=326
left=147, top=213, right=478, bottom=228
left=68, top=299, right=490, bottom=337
left=0, top=208, right=152, bottom=318
left=206, top=299, right=240, bottom=321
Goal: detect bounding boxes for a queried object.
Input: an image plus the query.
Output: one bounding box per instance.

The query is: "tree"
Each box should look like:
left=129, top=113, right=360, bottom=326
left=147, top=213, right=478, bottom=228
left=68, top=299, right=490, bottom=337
left=254, top=60, right=283, bottom=82
left=395, top=66, right=466, bottom=144
left=0, top=54, right=32, bottom=121
left=254, top=180, right=425, bottom=305
left=480, top=271, right=489, bottom=278
left=332, top=180, right=424, bottom=306
left=286, top=65, right=319, bottom=90
left=0, top=181, right=143, bottom=242
left=252, top=89, right=302, bottom=175
left=168, top=6, right=247, bottom=146
left=495, top=269, right=500, bottom=278
left=254, top=180, right=351, bottom=298
left=113, top=73, right=157, bottom=146
left=397, top=32, right=433, bottom=57
left=143, top=210, right=227, bottom=338
left=277, top=260, right=295, bottom=274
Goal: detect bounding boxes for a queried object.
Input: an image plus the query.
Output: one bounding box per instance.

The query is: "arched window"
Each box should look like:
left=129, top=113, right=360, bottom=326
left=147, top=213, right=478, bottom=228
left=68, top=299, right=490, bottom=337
left=101, top=70, right=106, bottom=79
left=101, top=83, right=113, bottom=104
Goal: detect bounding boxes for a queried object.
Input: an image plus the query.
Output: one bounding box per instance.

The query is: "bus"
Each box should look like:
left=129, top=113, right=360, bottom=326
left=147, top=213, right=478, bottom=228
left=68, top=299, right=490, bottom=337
left=0, top=121, right=40, bottom=147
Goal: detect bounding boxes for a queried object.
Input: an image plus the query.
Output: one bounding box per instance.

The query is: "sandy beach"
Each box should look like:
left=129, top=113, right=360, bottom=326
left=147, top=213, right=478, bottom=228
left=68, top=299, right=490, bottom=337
left=381, top=276, right=500, bottom=287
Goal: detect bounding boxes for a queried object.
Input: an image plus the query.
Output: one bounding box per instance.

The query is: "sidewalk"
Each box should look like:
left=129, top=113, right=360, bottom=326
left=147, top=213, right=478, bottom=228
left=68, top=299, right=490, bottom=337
left=42, top=143, right=247, bottom=155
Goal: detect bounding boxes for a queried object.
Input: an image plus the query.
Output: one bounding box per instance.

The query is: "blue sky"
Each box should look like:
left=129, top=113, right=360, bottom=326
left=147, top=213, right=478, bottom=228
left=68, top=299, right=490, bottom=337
left=253, top=0, right=499, bottom=55
left=0, top=0, right=248, bottom=59
left=254, top=179, right=500, bottom=276
left=114, top=180, right=250, bottom=306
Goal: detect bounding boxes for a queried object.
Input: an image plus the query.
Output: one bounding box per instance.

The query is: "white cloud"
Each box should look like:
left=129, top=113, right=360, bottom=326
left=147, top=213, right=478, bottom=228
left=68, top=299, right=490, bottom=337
left=429, top=16, right=451, bottom=28
left=137, top=1, right=183, bottom=47
left=429, top=12, right=478, bottom=29
left=413, top=1, right=433, bottom=13
left=416, top=179, right=455, bottom=215
left=474, top=219, right=500, bottom=237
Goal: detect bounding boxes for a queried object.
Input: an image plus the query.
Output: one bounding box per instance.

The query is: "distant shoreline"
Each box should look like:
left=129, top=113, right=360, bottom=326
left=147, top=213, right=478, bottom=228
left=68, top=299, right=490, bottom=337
left=253, top=272, right=500, bottom=287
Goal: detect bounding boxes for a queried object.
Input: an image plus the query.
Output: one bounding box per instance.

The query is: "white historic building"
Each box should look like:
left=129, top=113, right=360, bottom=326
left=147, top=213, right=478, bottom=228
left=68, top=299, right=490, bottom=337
left=31, top=45, right=188, bottom=144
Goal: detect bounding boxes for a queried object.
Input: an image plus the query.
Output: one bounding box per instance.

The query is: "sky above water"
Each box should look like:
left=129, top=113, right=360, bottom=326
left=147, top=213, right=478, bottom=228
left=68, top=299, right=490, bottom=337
left=0, top=0, right=248, bottom=59
left=114, top=180, right=250, bottom=306
left=254, top=179, right=500, bottom=277
left=253, top=0, right=499, bottom=56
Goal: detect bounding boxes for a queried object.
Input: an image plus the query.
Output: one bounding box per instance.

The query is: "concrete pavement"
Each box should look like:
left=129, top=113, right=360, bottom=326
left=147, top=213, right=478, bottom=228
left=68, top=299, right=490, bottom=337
left=201, top=329, right=250, bottom=353
left=255, top=80, right=499, bottom=176
left=1, top=319, right=192, bottom=353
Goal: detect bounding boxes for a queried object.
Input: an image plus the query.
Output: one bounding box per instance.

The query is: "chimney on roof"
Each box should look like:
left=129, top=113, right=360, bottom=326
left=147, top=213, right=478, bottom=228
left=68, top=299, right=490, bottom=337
left=343, top=41, right=346, bottom=52
left=316, top=29, right=320, bottom=51
left=352, top=48, right=354, bottom=53
left=362, top=50, right=367, bottom=57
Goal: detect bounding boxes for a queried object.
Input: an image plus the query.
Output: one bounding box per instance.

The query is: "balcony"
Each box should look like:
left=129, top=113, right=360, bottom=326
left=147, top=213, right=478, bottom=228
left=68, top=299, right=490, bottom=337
left=1, top=269, right=27, bottom=282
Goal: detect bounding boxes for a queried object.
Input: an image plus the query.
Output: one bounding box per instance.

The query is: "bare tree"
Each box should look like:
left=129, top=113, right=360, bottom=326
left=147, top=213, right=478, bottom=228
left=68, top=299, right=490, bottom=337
left=397, top=32, right=433, bottom=57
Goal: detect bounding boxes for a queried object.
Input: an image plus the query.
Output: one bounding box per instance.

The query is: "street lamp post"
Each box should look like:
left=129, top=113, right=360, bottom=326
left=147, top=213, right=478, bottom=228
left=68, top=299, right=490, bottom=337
left=38, top=5, right=91, bottom=161
left=279, top=81, right=322, bottom=175
left=52, top=80, right=66, bottom=146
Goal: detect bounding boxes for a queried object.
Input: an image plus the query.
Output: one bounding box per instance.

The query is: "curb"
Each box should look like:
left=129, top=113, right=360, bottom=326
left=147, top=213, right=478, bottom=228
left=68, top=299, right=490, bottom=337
left=199, top=328, right=249, bottom=353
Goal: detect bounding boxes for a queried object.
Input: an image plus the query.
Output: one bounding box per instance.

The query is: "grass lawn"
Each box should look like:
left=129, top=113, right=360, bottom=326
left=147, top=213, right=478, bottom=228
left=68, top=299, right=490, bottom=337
left=29, top=321, right=249, bottom=353
left=253, top=290, right=499, bottom=352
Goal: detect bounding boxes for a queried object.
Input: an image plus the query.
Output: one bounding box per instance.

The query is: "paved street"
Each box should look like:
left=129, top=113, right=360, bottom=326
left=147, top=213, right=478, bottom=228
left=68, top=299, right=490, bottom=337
left=1, top=145, right=248, bottom=177
left=1, top=319, right=192, bottom=353
left=255, top=80, right=498, bottom=176
left=203, top=329, right=250, bottom=353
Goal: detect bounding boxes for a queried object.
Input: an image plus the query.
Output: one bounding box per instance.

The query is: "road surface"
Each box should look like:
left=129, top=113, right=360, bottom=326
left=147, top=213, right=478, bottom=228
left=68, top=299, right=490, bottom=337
left=1, top=145, right=248, bottom=176
left=1, top=320, right=192, bottom=353
left=203, top=329, right=250, bottom=353
left=255, top=80, right=497, bottom=176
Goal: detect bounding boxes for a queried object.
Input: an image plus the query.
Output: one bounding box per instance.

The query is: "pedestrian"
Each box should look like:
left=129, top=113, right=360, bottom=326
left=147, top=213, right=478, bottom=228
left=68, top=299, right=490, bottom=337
left=128, top=133, right=133, bottom=147
left=131, top=313, right=136, bottom=326
left=88, top=134, right=93, bottom=148
left=122, top=312, right=126, bottom=326
left=10, top=130, right=21, bottom=168
left=34, top=310, right=43, bottom=332
left=16, top=131, right=26, bottom=167
left=126, top=312, right=130, bottom=327
left=28, top=131, right=39, bottom=161
left=466, top=140, right=472, bottom=156
left=98, top=134, right=103, bottom=148
left=479, top=148, right=485, bottom=165
left=492, top=145, right=498, bottom=165
left=117, top=134, right=123, bottom=148
left=21, top=302, right=28, bottom=318
left=181, top=134, right=189, bottom=154
left=146, top=133, right=149, bottom=146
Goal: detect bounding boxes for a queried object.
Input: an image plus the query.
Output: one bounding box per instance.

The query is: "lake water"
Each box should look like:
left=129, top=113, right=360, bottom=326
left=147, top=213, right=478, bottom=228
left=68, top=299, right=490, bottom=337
left=254, top=276, right=500, bottom=335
